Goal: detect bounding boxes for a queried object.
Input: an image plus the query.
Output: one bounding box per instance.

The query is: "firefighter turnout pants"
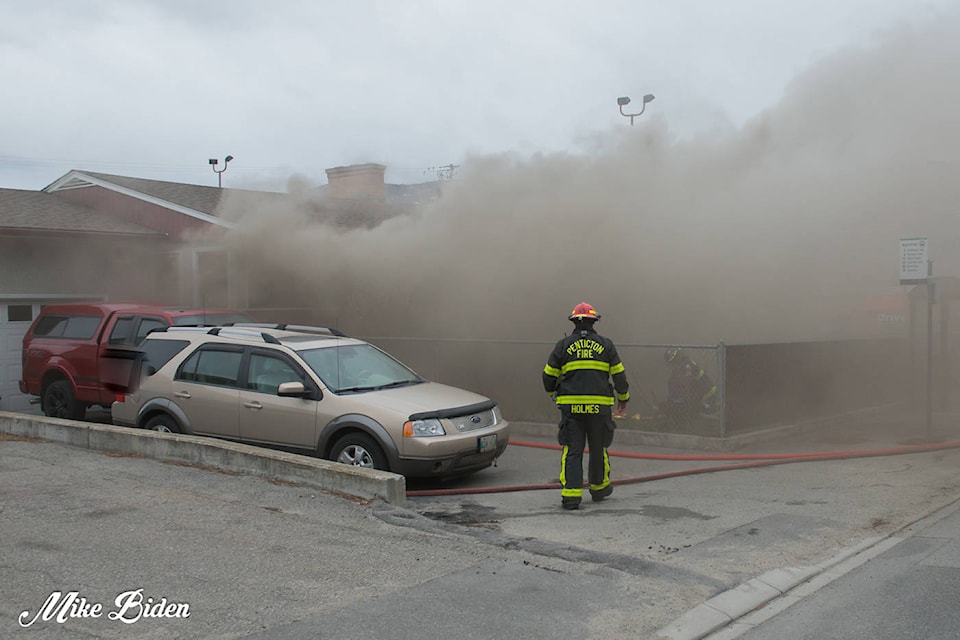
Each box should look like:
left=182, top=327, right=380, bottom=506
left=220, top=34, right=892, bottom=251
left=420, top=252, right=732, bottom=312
left=558, top=413, right=615, bottom=502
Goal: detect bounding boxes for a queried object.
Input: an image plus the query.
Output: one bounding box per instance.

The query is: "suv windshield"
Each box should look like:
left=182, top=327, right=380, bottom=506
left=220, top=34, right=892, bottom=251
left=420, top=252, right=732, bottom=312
left=298, top=343, right=423, bottom=393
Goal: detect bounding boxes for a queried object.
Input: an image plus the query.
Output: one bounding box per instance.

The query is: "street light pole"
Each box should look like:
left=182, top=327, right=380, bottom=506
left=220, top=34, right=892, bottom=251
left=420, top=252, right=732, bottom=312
left=209, top=155, right=234, bottom=188
left=617, top=94, right=656, bottom=125
left=926, top=260, right=935, bottom=440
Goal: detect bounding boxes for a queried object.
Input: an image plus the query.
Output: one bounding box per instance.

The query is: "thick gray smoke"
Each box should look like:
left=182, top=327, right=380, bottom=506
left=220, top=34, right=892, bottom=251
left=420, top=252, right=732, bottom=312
left=211, top=11, right=960, bottom=345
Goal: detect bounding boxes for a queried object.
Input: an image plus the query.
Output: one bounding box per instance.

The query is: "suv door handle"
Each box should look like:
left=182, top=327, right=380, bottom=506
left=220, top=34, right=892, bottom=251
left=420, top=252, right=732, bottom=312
left=173, top=391, right=191, bottom=399
left=243, top=401, right=263, bottom=410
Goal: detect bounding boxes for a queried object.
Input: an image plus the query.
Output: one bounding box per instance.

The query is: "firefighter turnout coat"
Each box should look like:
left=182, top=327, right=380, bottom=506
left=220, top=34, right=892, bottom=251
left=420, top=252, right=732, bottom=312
left=542, top=326, right=630, bottom=414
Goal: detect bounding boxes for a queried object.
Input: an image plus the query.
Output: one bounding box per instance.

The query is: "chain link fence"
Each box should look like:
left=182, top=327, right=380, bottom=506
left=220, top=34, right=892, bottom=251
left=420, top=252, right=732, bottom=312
left=362, top=337, right=726, bottom=437
left=617, top=343, right=723, bottom=437
left=362, top=336, right=911, bottom=440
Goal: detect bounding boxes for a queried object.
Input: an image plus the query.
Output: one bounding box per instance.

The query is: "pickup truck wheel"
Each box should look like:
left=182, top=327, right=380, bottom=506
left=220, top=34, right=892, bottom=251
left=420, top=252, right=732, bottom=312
left=330, top=433, right=388, bottom=471
left=145, top=414, right=181, bottom=434
left=42, top=381, right=85, bottom=420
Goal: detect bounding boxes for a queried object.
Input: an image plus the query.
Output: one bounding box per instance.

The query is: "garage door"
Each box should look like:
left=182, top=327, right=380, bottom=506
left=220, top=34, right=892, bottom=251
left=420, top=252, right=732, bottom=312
left=0, top=303, right=39, bottom=412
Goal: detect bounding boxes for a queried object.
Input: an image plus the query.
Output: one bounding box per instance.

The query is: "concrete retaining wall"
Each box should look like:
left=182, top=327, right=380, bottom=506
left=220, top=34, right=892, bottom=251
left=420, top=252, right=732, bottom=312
left=0, top=411, right=406, bottom=506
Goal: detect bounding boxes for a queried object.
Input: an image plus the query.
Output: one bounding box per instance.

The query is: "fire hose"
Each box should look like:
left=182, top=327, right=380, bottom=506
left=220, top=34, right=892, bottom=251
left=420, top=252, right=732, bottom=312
left=406, top=438, right=960, bottom=498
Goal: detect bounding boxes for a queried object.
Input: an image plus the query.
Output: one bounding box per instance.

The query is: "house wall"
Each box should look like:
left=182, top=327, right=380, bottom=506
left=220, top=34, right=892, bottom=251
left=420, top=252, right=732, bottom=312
left=0, top=233, right=180, bottom=411
left=0, top=235, right=177, bottom=303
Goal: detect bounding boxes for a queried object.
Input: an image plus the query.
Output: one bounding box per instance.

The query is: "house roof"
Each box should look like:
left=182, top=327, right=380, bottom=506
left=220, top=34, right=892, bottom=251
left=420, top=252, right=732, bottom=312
left=44, top=171, right=250, bottom=229
left=0, top=188, right=166, bottom=237
left=0, top=167, right=442, bottom=238
left=80, top=172, right=229, bottom=215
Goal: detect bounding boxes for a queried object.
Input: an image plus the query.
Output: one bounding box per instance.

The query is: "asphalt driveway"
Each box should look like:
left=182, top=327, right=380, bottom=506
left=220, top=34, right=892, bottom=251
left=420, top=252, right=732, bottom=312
left=4, top=410, right=960, bottom=639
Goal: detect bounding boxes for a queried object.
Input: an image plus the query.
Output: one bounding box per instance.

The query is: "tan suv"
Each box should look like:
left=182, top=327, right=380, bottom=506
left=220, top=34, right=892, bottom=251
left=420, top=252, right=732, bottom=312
left=111, top=325, right=510, bottom=478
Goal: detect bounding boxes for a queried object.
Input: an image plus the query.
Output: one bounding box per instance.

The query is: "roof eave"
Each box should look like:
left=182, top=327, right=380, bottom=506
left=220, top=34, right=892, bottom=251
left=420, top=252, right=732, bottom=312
left=0, top=227, right=169, bottom=240
left=44, top=170, right=235, bottom=230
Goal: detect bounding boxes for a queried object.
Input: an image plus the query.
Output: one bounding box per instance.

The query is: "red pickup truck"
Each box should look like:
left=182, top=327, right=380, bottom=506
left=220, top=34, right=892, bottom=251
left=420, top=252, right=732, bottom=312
left=20, top=303, right=251, bottom=419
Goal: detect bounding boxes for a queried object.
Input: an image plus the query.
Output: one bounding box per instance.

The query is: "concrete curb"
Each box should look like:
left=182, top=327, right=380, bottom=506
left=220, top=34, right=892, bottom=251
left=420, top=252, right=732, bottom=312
left=653, top=546, right=878, bottom=640
left=0, top=411, right=406, bottom=506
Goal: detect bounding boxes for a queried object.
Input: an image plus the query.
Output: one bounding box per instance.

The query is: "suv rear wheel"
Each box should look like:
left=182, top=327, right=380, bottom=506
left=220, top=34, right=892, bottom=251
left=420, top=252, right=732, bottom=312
left=145, top=414, right=181, bottom=434
left=42, top=380, right=85, bottom=420
left=330, top=433, right=388, bottom=471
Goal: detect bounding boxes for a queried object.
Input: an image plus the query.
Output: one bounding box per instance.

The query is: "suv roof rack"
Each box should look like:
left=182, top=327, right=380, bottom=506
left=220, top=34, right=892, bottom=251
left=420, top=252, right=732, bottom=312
left=226, top=323, right=347, bottom=337
left=206, top=327, right=282, bottom=344
left=150, top=326, right=282, bottom=345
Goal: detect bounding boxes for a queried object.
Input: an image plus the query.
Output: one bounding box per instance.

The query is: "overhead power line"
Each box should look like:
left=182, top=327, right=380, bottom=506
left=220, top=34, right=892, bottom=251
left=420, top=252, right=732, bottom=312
left=0, top=154, right=457, bottom=182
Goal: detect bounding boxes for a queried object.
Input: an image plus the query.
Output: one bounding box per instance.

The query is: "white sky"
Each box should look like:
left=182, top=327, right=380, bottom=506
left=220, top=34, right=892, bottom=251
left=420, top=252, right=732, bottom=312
left=0, top=0, right=954, bottom=191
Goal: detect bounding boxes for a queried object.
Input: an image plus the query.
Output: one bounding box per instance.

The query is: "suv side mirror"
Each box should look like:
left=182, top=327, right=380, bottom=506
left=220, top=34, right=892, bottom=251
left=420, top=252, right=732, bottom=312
left=277, top=381, right=310, bottom=398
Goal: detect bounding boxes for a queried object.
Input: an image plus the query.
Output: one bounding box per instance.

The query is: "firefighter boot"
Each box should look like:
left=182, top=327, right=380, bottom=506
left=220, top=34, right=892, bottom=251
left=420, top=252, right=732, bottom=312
left=562, top=497, right=581, bottom=510
left=590, top=485, right=613, bottom=502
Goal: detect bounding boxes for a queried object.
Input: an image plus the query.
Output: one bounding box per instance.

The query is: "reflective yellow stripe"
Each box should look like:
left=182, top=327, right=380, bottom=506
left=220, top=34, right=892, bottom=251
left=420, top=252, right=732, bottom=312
left=610, top=362, right=625, bottom=375
left=616, top=391, right=630, bottom=402
left=561, top=360, right=610, bottom=374
left=560, top=445, right=582, bottom=497
left=559, top=445, right=567, bottom=487
left=543, top=364, right=561, bottom=377
left=556, top=395, right=614, bottom=405
left=604, top=447, right=610, bottom=485
left=590, top=448, right=611, bottom=492
left=703, top=386, right=717, bottom=400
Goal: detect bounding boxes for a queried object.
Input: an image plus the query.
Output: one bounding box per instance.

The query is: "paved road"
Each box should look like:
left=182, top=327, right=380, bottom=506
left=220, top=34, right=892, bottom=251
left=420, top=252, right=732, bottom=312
left=707, top=498, right=960, bottom=640
left=3, top=411, right=960, bottom=639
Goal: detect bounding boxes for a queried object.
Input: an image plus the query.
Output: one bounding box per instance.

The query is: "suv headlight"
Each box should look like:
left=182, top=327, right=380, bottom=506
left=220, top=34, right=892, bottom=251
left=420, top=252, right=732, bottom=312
left=403, top=418, right=446, bottom=437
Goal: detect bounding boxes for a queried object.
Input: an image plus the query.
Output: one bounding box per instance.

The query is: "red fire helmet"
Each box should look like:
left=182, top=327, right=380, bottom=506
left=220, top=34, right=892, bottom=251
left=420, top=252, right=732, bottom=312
left=568, top=302, right=600, bottom=321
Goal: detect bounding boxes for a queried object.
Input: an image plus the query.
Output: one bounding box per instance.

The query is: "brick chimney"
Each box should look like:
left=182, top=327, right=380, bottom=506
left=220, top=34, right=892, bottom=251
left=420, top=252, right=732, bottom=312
left=325, top=163, right=386, bottom=201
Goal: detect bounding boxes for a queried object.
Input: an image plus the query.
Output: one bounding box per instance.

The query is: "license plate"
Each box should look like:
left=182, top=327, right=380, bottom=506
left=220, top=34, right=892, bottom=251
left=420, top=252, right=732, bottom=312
left=477, top=434, right=497, bottom=453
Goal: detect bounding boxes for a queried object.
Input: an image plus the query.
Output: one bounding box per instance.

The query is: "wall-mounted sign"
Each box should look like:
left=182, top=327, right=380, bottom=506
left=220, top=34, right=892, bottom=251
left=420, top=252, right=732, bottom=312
left=899, top=237, right=928, bottom=285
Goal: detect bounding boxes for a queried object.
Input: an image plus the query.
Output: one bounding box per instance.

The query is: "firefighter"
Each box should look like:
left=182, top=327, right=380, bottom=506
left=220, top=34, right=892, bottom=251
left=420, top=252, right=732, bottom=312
left=542, top=302, right=630, bottom=510
left=662, top=347, right=718, bottom=419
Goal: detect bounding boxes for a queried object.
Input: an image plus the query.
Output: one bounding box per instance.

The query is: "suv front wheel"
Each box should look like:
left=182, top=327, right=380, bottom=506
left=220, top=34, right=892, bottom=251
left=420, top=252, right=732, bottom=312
left=330, top=433, right=388, bottom=471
